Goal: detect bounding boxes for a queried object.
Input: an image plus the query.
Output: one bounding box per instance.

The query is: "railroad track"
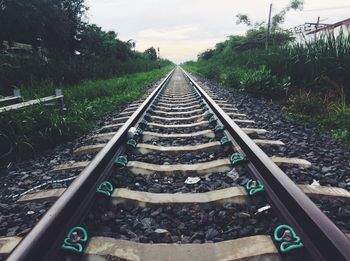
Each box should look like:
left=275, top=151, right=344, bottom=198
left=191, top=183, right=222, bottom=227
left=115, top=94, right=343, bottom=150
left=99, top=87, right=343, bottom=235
left=1, top=67, right=350, bottom=260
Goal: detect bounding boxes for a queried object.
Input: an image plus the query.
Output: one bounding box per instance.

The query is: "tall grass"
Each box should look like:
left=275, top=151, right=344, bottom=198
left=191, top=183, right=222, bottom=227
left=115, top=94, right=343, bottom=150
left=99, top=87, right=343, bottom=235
left=0, top=65, right=173, bottom=163
left=0, top=56, right=169, bottom=95
left=184, top=28, right=350, bottom=145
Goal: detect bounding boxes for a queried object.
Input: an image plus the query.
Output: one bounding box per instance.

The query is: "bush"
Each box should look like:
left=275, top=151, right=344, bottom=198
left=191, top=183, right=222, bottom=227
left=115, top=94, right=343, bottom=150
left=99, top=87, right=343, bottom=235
left=287, top=93, right=325, bottom=115
left=221, top=68, right=245, bottom=89
left=240, top=66, right=288, bottom=99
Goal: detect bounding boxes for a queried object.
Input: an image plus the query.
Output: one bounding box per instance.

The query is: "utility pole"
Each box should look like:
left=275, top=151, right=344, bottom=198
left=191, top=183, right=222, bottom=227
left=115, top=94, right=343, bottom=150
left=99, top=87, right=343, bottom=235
left=265, top=3, right=272, bottom=49
left=157, top=47, right=160, bottom=69
left=315, top=16, right=320, bottom=41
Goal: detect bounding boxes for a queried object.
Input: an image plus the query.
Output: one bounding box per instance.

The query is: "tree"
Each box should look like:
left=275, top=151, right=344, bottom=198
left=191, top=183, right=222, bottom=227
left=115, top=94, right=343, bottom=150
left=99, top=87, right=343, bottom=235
left=271, top=0, right=304, bottom=30
left=236, top=14, right=251, bottom=26
left=236, top=0, right=304, bottom=31
left=198, top=49, right=214, bottom=60
left=144, top=47, right=157, bottom=60
left=79, top=24, right=131, bottom=61
left=0, top=0, right=88, bottom=56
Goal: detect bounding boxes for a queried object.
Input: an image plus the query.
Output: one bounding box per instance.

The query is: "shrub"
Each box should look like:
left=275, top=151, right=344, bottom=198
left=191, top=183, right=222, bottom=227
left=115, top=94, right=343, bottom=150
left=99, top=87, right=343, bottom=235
left=240, top=66, right=288, bottom=99
left=221, top=68, right=245, bottom=89
left=287, top=93, right=325, bottom=115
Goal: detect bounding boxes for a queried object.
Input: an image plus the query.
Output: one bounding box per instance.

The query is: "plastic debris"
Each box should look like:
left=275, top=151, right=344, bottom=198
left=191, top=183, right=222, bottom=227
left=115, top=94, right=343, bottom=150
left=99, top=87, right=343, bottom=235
left=184, top=177, right=201, bottom=184
left=226, top=169, right=239, bottom=181
left=154, top=228, right=169, bottom=234
left=310, top=179, right=320, bottom=187
left=255, top=205, right=271, bottom=216
left=127, top=127, right=137, bottom=139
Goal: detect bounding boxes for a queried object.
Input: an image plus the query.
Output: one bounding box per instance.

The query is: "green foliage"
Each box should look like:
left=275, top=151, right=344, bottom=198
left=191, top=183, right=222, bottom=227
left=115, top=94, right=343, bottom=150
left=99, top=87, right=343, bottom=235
left=187, top=28, right=350, bottom=104
left=221, top=68, right=245, bottom=89
left=236, top=28, right=293, bottom=51
left=0, top=1, right=172, bottom=94
left=239, top=66, right=289, bottom=99
left=198, top=49, right=215, bottom=60
left=144, top=47, right=158, bottom=60
left=236, top=14, right=251, bottom=26
left=79, top=24, right=131, bottom=61
left=283, top=108, right=350, bottom=146
left=271, top=0, right=304, bottom=30
left=0, top=54, right=171, bottom=95
left=185, top=22, right=350, bottom=145
left=0, top=66, right=173, bottom=162
left=287, top=93, right=325, bottom=115
left=236, top=0, right=304, bottom=31
left=0, top=0, right=87, bottom=56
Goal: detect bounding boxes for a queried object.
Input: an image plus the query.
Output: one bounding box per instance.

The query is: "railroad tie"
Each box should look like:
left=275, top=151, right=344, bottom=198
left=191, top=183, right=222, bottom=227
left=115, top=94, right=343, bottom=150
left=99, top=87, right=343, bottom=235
left=17, top=185, right=350, bottom=205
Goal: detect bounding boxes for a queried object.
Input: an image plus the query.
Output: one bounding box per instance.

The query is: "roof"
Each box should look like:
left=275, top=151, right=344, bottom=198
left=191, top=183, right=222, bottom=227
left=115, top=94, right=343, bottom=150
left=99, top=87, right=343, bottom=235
left=306, top=18, right=350, bottom=35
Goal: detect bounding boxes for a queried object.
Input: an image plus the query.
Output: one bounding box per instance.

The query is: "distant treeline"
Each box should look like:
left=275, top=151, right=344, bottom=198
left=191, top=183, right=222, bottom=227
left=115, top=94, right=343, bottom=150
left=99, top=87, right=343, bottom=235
left=0, top=0, right=171, bottom=94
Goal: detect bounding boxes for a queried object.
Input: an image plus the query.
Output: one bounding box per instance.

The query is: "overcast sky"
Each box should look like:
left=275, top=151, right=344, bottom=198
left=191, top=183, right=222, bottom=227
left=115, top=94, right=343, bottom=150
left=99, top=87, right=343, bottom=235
left=87, top=0, right=350, bottom=63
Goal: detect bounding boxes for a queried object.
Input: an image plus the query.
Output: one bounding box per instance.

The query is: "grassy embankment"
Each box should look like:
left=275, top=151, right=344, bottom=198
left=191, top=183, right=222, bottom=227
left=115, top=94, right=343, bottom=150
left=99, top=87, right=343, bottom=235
left=183, top=30, right=350, bottom=146
left=0, top=65, right=174, bottom=162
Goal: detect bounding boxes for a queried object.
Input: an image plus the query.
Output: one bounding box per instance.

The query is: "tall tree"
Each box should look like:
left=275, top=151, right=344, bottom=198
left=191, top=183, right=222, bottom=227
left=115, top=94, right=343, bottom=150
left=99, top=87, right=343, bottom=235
left=144, top=47, right=157, bottom=60
left=0, top=0, right=87, bottom=56
left=79, top=24, right=131, bottom=61
left=236, top=0, right=304, bottom=31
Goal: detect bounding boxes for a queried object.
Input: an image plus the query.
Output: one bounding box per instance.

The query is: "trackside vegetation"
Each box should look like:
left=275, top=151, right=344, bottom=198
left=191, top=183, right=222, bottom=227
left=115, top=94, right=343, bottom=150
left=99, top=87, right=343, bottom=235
left=183, top=29, right=350, bottom=146
left=0, top=66, right=173, bottom=163
left=0, top=0, right=174, bottom=163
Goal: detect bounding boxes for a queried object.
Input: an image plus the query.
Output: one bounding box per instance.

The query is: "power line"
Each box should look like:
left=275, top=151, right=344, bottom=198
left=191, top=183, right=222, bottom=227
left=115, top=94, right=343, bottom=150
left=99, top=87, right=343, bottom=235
left=304, top=5, right=350, bottom=12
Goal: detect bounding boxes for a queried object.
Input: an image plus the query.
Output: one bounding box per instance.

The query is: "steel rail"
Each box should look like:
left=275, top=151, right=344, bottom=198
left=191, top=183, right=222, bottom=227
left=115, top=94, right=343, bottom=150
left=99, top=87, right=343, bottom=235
left=181, top=67, right=350, bottom=261
left=7, top=68, right=175, bottom=261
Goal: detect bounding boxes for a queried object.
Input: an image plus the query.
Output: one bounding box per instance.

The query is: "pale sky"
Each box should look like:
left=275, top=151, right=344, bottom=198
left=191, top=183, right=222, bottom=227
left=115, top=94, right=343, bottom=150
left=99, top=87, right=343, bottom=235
left=87, top=0, right=350, bottom=63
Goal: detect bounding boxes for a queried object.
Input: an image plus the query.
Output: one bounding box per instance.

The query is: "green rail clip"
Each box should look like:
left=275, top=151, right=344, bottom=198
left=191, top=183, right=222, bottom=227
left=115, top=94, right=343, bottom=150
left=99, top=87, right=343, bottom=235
left=127, top=139, right=138, bottom=148
left=245, top=179, right=264, bottom=195
left=115, top=155, right=128, bottom=167
left=230, top=153, right=245, bottom=166
left=147, top=108, right=154, bottom=114
left=274, top=225, right=304, bottom=253
left=144, top=113, right=151, bottom=121
left=204, top=112, right=214, bottom=120
left=214, top=124, right=224, bottom=133
left=208, top=116, right=217, bottom=125
left=136, top=127, right=144, bottom=135
left=220, top=136, right=231, bottom=146
left=96, top=181, right=114, bottom=196
left=61, top=227, right=88, bottom=254
left=139, top=119, right=148, bottom=128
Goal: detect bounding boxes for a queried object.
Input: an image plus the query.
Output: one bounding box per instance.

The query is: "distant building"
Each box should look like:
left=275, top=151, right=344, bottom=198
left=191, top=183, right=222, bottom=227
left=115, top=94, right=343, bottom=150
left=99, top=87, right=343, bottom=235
left=1, top=41, right=47, bottom=61
left=2, top=41, right=33, bottom=50
left=290, top=18, right=350, bottom=42
left=306, top=18, right=350, bottom=38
